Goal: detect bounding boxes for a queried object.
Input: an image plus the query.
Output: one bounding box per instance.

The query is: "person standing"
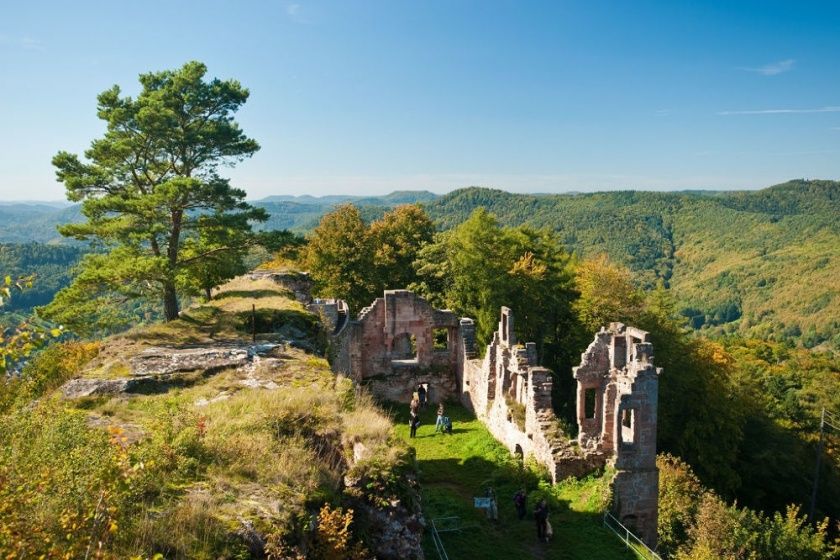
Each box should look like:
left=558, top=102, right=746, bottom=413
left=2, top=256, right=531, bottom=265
left=417, top=384, right=427, bottom=408
left=534, top=499, right=548, bottom=542
left=513, top=489, right=527, bottom=520
left=435, top=403, right=445, bottom=433
left=409, top=411, right=420, bottom=438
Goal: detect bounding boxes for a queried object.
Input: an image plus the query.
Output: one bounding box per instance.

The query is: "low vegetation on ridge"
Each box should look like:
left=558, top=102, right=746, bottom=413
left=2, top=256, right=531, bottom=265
left=0, top=276, right=416, bottom=559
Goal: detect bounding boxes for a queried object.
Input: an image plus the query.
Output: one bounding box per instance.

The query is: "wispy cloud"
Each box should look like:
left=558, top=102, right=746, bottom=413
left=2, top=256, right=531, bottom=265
left=0, top=33, right=44, bottom=51
left=718, top=106, right=840, bottom=116
left=739, top=59, right=795, bottom=76
left=654, top=109, right=672, bottom=117
left=286, top=3, right=300, bottom=16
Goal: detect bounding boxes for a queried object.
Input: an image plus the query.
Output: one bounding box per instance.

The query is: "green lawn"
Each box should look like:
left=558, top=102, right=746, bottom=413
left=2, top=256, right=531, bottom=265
left=389, top=403, right=643, bottom=560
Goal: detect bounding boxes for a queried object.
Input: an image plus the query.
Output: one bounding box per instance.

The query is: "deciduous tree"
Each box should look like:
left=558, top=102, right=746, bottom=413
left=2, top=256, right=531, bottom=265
left=305, top=204, right=376, bottom=312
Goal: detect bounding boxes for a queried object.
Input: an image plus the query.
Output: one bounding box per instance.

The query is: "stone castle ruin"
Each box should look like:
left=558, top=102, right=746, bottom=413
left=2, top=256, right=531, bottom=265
left=316, top=288, right=661, bottom=547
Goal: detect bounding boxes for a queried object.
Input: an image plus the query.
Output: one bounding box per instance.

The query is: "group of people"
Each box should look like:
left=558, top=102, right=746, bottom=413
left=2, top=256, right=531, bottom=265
left=407, top=389, right=552, bottom=544
left=513, top=489, right=553, bottom=543
left=408, top=386, right=452, bottom=438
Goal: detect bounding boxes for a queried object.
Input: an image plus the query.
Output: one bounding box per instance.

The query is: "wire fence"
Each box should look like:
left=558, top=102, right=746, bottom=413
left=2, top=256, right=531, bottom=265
left=429, top=517, right=459, bottom=560
left=603, top=511, right=663, bottom=560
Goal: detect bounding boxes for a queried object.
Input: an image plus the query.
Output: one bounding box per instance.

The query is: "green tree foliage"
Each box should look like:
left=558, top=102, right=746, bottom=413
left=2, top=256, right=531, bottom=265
left=411, top=209, right=578, bottom=418
left=1, top=274, right=60, bottom=375
left=723, top=338, right=840, bottom=521
left=369, top=204, right=435, bottom=291
left=0, top=243, right=85, bottom=311
left=658, top=454, right=838, bottom=560
left=573, top=254, right=643, bottom=333
left=305, top=204, right=435, bottom=312
left=413, top=209, right=576, bottom=351
left=424, top=181, right=840, bottom=350
left=639, top=287, right=746, bottom=495
left=305, top=204, right=377, bottom=312
left=41, top=61, right=266, bottom=330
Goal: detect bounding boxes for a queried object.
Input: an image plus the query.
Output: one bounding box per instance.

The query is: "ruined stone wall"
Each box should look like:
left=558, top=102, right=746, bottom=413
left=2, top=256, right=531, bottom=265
left=324, top=289, right=660, bottom=548
left=335, top=290, right=462, bottom=403
left=573, top=323, right=661, bottom=548
left=459, top=308, right=603, bottom=484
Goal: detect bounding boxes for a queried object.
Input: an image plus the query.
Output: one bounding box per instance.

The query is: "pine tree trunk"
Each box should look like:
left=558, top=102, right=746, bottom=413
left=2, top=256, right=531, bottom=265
left=163, top=282, right=180, bottom=321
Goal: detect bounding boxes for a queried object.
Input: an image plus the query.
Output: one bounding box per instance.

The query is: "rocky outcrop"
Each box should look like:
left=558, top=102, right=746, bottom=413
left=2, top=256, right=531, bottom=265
left=62, top=377, right=150, bottom=398
left=357, top=503, right=425, bottom=560
left=129, top=346, right=250, bottom=376
left=61, top=344, right=285, bottom=399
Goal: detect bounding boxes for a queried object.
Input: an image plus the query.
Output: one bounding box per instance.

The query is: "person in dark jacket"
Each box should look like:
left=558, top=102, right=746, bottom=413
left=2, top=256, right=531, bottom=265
left=409, top=411, right=420, bottom=438
left=534, top=499, right=549, bottom=542
left=513, top=489, right=527, bottom=520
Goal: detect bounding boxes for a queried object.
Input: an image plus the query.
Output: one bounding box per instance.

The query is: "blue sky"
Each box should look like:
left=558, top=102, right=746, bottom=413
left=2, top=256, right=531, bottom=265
left=1, top=0, right=838, bottom=200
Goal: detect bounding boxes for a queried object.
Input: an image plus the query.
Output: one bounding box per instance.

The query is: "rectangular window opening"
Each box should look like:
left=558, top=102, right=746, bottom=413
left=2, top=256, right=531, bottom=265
left=433, top=328, right=449, bottom=351
left=621, top=408, right=635, bottom=444
left=584, top=388, right=597, bottom=419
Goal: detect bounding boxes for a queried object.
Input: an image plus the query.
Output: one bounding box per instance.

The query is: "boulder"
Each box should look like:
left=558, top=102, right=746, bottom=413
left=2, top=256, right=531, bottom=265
left=130, top=347, right=249, bottom=376
left=61, top=378, right=135, bottom=398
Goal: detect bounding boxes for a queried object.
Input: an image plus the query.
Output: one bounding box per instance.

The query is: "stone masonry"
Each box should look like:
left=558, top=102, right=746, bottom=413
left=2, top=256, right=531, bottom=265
left=460, top=308, right=604, bottom=483
left=573, top=323, right=661, bottom=547
left=325, top=290, right=462, bottom=404
left=326, top=290, right=661, bottom=548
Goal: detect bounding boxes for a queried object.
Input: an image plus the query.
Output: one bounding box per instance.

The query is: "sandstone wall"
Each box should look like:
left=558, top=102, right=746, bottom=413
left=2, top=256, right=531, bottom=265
left=573, top=323, right=661, bottom=547
left=338, top=290, right=463, bottom=403
left=325, top=290, right=661, bottom=548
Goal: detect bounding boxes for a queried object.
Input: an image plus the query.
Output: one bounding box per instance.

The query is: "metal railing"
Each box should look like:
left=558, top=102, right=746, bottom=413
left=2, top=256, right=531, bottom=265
left=429, top=517, right=460, bottom=560
left=603, top=511, right=663, bottom=560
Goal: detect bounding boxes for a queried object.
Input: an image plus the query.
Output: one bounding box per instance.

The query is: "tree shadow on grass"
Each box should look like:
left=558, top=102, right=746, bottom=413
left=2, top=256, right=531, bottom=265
left=417, top=455, right=633, bottom=560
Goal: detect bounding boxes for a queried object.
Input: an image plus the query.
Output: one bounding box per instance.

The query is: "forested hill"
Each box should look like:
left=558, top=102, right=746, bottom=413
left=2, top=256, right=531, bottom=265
left=0, top=191, right=440, bottom=242
left=425, top=179, right=840, bottom=349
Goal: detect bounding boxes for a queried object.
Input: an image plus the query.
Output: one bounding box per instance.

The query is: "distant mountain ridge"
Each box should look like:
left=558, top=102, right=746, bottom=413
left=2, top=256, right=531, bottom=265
left=0, top=191, right=441, bottom=242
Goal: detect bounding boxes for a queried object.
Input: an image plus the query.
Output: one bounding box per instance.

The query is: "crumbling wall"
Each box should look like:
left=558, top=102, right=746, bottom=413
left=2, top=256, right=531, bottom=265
left=573, top=323, right=661, bottom=548
left=460, top=308, right=601, bottom=484
left=330, top=290, right=462, bottom=403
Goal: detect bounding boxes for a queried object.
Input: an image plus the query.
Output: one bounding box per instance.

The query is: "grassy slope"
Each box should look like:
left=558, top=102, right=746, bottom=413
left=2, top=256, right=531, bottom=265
left=389, top=403, right=643, bottom=560
left=15, top=275, right=404, bottom=557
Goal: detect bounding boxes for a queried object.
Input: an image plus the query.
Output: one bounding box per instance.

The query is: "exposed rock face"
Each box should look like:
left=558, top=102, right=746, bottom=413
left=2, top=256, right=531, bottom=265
left=61, top=344, right=285, bottom=399
left=129, top=347, right=250, bottom=376
left=359, top=504, right=425, bottom=560
left=62, top=377, right=143, bottom=398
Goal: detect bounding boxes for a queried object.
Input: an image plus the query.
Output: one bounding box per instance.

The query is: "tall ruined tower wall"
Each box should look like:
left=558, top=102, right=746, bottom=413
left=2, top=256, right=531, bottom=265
left=573, top=323, right=661, bottom=547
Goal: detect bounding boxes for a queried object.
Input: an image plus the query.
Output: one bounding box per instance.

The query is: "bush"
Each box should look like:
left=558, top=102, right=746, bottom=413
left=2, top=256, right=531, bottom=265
left=0, top=341, right=99, bottom=413
left=659, top=454, right=839, bottom=560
